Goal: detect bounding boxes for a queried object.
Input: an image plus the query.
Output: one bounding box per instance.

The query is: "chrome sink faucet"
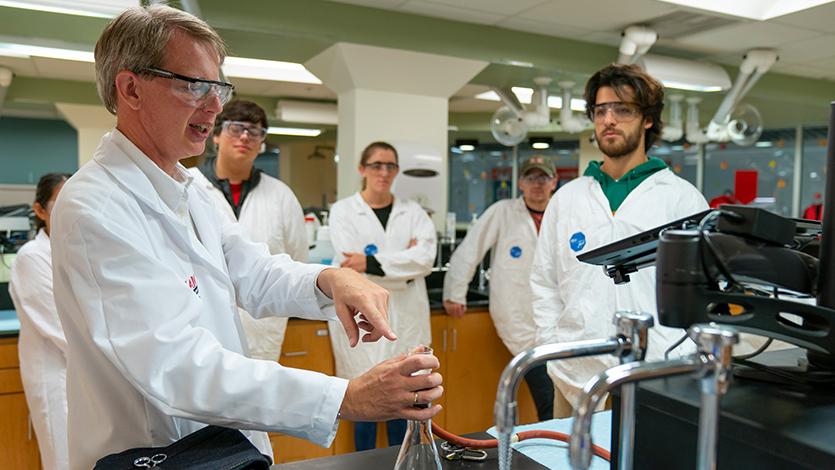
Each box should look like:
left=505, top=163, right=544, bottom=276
left=494, top=311, right=654, bottom=470
left=569, top=324, right=739, bottom=470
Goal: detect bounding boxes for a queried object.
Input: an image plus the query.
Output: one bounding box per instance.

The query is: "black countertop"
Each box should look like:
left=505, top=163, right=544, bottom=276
left=271, top=432, right=547, bottom=470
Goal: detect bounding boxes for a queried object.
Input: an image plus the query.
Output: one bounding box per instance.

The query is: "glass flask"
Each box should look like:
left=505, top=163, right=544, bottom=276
left=393, top=346, right=443, bottom=470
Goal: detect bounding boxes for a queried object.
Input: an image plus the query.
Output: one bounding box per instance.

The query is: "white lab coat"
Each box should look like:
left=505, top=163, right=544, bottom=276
left=443, top=197, right=538, bottom=355
left=531, top=169, right=708, bottom=407
left=8, top=229, right=68, bottom=470
left=189, top=168, right=309, bottom=361
left=328, top=193, right=437, bottom=379
left=51, top=130, right=348, bottom=470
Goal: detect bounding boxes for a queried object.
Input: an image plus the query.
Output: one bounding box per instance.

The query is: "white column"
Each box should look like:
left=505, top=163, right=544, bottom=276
left=306, top=43, right=486, bottom=228
left=55, top=103, right=115, bottom=167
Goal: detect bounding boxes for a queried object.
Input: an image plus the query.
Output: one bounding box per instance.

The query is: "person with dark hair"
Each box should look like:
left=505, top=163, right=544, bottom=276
left=530, top=63, right=708, bottom=417
left=329, top=141, right=437, bottom=450
left=50, top=6, right=442, bottom=469
left=8, top=172, right=71, bottom=470
left=189, top=100, right=308, bottom=361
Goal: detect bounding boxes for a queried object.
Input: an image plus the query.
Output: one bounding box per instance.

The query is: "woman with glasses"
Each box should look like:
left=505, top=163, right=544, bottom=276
left=328, top=141, right=437, bottom=451
left=189, top=100, right=308, bottom=362
left=9, top=173, right=71, bottom=470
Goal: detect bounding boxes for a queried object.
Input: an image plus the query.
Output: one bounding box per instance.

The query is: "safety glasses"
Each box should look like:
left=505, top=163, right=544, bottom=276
left=222, top=121, right=268, bottom=141
left=140, top=67, right=235, bottom=108
left=363, top=162, right=399, bottom=172
left=522, top=174, right=554, bottom=185
left=590, top=101, right=643, bottom=122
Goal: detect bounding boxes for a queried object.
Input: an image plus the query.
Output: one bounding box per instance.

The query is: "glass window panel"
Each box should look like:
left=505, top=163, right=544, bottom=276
left=703, top=128, right=796, bottom=216
left=799, top=127, right=828, bottom=220
left=448, top=141, right=579, bottom=223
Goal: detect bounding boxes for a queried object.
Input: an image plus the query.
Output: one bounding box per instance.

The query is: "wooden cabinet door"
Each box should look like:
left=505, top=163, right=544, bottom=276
left=441, top=311, right=539, bottom=435
left=0, top=392, right=41, bottom=469
left=270, top=320, right=337, bottom=463
left=0, top=339, right=42, bottom=469
left=428, top=314, right=447, bottom=428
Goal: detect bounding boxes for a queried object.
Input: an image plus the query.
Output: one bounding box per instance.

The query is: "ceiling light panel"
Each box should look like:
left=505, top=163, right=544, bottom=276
left=655, top=0, right=835, bottom=21
left=222, top=57, right=321, bottom=84
left=0, top=0, right=135, bottom=18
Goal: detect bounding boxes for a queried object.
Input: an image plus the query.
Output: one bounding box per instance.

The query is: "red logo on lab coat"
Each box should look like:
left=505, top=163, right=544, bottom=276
left=186, top=275, right=200, bottom=296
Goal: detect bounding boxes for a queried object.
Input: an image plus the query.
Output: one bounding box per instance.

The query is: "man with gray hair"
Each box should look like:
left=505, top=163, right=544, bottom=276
left=50, top=5, right=442, bottom=469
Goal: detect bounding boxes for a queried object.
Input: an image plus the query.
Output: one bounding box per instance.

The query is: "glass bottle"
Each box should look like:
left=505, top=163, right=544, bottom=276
left=393, top=346, right=442, bottom=470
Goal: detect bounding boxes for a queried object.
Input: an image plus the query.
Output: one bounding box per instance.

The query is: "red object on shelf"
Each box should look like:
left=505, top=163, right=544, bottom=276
left=734, top=170, right=758, bottom=204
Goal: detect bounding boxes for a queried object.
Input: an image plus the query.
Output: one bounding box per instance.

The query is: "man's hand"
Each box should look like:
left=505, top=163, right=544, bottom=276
left=443, top=300, right=467, bottom=318
left=339, top=353, right=443, bottom=422
left=316, top=268, right=395, bottom=347
left=407, top=238, right=417, bottom=248
left=340, top=252, right=367, bottom=273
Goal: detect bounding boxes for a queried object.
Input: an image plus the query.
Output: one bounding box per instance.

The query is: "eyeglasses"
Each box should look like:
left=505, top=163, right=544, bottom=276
left=140, top=67, right=235, bottom=107
left=222, top=121, right=267, bottom=140
left=522, top=174, right=554, bottom=184
left=590, top=102, right=642, bottom=122
left=364, top=162, right=399, bottom=172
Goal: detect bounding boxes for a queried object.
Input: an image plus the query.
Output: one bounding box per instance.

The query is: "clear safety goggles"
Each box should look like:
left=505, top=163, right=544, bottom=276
left=589, top=101, right=643, bottom=122
left=363, top=162, right=399, bottom=172
left=522, top=173, right=554, bottom=184
left=222, top=121, right=268, bottom=141
left=140, top=67, right=235, bottom=108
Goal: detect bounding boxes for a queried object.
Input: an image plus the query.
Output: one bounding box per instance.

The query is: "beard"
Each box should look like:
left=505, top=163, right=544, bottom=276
left=596, top=125, right=642, bottom=158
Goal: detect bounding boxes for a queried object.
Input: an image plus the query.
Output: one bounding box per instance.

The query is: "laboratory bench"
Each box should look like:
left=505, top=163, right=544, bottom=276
left=269, top=432, right=548, bottom=470
left=0, top=306, right=539, bottom=467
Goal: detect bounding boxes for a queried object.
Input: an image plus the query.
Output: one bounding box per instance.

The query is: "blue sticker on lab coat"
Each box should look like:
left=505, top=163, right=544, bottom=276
left=364, top=243, right=378, bottom=256
left=569, top=232, right=586, bottom=252
left=510, top=246, right=523, bottom=258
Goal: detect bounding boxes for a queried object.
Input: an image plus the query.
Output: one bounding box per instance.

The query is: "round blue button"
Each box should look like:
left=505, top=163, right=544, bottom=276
left=364, top=243, right=378, bottom=256
left=569, top=232, right=586, bottom=252
left=510, top=246, right=523, bottom=258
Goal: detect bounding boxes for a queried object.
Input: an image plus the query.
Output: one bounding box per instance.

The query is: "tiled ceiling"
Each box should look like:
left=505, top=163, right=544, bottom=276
left=330, top=0, right=835, bottom=81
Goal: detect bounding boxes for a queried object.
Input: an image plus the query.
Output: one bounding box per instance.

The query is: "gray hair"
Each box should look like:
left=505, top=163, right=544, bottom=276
left=94, top=4, right=227, bottom=114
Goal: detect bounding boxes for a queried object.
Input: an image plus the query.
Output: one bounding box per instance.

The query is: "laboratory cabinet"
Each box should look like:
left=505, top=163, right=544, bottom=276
left=0, top=337, right=42, bottom=469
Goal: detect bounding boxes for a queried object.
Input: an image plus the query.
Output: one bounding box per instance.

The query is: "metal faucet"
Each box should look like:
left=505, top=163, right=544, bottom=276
left=569, top=323, right=739, bottom=470
left=494, top=311, right=654, bottom=470
left=432, top=233, right=452, bottom=272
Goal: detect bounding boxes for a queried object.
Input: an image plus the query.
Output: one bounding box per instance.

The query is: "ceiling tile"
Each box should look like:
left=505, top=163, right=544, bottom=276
left=448, top=96, right=501, bottom=113
left=497, top=16, right=594, bottom=38
left=771, top=63, right=835, bottom=81
left=770, top=34, right=835, bottom=64
left=398, top=1, right=504, bottom=25
left=772, top=2, right=835, bottom=34
left=420, top=0, right=549, bottom=17
left=674, top=21, right=822, bottom=54
left=516, top=0, right=678, bottom=33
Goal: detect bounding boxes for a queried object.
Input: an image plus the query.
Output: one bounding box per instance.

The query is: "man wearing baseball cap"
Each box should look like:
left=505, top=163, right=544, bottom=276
left=443, top=156, right=558, bottom=421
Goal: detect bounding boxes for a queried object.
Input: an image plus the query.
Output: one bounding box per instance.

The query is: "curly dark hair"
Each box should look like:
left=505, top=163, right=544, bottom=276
left=212, top=100, right=268, bottom=136
left=584, top=63, right=665, bottom=152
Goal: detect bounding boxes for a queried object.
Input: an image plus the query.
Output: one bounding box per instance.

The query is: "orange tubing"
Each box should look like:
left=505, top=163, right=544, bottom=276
left=431, top=422, right=611, bottom=462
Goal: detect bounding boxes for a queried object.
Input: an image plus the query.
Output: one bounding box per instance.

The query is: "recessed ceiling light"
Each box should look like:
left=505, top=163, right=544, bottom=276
left=267, top=127, right=322, bottom=137
left=222, top=57, right=321, bottom=84
left=655, top=0, right=835, bottom=20
left=0, top=43, right=94, bottom=62
left=475, top=87, right=586, bottom=111
left=0, top=0, right=134, bottom=18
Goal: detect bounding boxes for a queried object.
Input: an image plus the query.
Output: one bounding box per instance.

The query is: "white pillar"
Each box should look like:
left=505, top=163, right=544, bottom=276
left=578, top=131, right=602, bottom=175
left=306, top=43, right=486, bottom=228
left=55, top=103, right=114, bottom=167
